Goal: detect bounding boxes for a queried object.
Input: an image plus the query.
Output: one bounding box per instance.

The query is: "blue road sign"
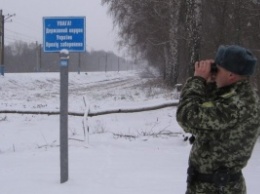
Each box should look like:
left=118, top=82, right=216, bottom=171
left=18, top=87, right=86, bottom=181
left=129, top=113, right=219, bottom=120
left=43, top=17, right=86, bottom=52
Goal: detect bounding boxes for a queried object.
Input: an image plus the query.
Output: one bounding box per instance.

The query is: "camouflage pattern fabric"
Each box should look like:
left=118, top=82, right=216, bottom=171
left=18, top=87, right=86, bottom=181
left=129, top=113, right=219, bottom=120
left=185, top=176, right=246, bottom=194
left=176, top=76, right=260, bottom=194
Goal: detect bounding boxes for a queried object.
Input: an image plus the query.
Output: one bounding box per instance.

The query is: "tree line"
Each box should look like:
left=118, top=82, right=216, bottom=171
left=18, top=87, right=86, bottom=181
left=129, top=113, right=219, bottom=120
left=4, top=41, right=136, bottom=73
left=102, top=0, right=260, bottom=93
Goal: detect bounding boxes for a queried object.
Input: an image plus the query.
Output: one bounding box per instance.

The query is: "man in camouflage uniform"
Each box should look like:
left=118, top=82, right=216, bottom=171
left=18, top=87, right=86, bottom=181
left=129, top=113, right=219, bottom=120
left=177, top=45, right=260, bottom=194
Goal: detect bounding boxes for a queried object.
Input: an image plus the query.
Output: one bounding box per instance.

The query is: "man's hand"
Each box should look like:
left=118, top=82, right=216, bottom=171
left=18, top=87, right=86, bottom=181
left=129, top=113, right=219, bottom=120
left=194, top=60, right=214, bottom=80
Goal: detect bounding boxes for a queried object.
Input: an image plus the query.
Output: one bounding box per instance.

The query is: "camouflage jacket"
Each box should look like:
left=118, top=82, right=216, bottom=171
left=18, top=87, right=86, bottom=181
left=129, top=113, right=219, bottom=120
left=177, top=76, right=260, bottom=174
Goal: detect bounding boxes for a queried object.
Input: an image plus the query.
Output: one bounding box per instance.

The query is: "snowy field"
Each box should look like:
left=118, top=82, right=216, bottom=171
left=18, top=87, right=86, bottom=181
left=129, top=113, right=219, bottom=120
left=0, top=71, right=259, bottom=194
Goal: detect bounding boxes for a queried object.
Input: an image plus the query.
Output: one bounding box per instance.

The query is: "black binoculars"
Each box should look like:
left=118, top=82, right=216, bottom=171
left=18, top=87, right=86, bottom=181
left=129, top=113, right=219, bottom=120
left=211, top=62, right=218, bottom=74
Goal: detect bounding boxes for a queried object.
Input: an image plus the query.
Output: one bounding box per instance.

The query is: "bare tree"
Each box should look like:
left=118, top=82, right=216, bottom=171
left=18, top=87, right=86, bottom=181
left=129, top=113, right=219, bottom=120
left=102, top=0, right=182, bottom=85
left=184, top=0, right=202, bottom=76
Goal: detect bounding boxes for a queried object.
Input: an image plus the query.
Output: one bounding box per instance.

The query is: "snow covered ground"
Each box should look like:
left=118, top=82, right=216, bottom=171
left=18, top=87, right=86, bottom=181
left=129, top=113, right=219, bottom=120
left=0, top=71, right=259, bottom=194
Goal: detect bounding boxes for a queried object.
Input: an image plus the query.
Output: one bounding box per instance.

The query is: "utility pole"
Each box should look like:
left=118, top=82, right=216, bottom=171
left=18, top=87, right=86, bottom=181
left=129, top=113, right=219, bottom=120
left=105, top=53, right=108, bottom=72
left=118, top=56, right=120, bottom=72
left=0, top=10, right=4, bottom=76
left=39, top=44, right=42, bottom=71
left=98, top=57, right=100, bottom=71
left=0, top=10, right=15, bottom=76
left=78, top=52, right=81, bottom=74
left=36, top=41, right=39, bottom=72
left=35, top=42, right=42, bottom=72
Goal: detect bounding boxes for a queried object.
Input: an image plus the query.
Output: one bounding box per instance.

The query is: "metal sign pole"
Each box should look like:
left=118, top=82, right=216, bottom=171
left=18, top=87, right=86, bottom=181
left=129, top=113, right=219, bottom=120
left=59, top=49, right=69, bottom=183
left=43, top=16, right=86, bottom=184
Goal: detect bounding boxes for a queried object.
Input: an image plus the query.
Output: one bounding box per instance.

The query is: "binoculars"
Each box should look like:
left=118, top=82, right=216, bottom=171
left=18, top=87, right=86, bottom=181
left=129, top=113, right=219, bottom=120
left=211, top=62, right=218, bottom=74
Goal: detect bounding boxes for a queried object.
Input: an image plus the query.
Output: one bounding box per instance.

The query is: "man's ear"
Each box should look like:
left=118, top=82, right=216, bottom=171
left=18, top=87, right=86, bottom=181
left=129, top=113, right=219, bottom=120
left=229, top=72, right=239, bottom=82
left=228, top=72, right=236, bottom=81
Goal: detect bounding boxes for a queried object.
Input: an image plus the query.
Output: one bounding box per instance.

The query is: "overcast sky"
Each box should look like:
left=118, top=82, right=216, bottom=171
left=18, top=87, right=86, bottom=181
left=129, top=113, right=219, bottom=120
left=1, top=0, right=120, bottom=54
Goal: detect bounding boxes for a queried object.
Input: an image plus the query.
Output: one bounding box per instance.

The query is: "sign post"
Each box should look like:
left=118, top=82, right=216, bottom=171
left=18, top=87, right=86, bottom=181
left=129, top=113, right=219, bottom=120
left=59, top=49, right=69, bottom=183
left=43, top=16, right=86, bottom=184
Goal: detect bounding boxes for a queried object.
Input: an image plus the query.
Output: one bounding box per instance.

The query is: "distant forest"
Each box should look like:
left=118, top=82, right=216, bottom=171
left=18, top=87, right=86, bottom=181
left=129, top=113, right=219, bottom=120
left=4, top=41, right=137, bottom=73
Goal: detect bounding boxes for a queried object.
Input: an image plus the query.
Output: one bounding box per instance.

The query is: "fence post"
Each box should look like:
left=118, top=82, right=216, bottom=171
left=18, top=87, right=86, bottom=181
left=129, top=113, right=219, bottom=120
left=83, top=96, right=90, bottom=145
